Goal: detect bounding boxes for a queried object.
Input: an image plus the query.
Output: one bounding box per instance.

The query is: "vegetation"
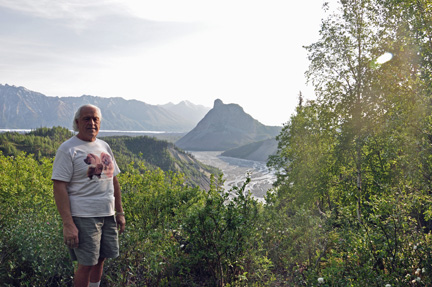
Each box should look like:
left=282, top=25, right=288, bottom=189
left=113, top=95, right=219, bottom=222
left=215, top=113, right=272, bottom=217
left=1, top=0, right=432, bottom=286
left=0, top=152, right=268, bottom=286
left=267, top=0, right=432, bottom=285
left=0, top=126, right=74, bottom=160
left=0, top=128, right=219, bottom=189
left=102, top=135, right=220, bottom=189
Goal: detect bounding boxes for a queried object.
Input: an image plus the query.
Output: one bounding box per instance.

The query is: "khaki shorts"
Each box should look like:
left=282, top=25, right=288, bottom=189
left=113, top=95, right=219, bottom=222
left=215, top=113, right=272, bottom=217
left=69, top=216, right=119, bottom=266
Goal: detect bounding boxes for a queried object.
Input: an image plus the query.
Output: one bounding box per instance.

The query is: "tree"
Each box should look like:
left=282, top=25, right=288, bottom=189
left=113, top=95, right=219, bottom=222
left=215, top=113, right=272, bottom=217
left=267, top=0, right=432, bottom=284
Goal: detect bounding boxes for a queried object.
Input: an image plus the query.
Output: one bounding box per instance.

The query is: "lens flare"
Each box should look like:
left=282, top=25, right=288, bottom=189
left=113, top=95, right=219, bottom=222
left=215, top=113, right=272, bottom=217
left=376, top=52, right=393, bottom=64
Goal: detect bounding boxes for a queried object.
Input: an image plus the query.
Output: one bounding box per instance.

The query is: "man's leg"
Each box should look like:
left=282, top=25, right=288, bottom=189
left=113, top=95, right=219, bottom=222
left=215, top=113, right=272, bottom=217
left=90, top=257, right=105, bottom=284
left=74, top=263, right=93, bottom=287
left=74, top=258, right=105, bottom=287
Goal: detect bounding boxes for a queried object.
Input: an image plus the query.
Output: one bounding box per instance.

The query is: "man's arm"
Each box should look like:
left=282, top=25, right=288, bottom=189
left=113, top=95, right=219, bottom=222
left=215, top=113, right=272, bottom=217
left=113, top=176, right=126, bottom=234
left=53, top=180, right=79, bottom=248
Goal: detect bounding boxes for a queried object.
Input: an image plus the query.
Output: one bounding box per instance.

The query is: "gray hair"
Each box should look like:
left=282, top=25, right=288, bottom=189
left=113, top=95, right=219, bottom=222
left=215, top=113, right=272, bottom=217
left=72, top=104, right=102, bottom=132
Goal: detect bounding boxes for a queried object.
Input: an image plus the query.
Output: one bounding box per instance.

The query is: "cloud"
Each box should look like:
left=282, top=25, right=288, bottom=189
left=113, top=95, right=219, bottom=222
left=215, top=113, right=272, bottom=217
left=0, top=0, right=125, bottom=21
left=0, top=0, right=332, bottom=126
left=0, top=3, right=202, bottom=64
left=0, top=1, right=203, bottom=100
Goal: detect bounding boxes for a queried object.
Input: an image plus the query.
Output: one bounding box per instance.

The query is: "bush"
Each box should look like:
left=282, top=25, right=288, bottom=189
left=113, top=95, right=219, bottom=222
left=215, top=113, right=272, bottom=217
left=179, top=176, right=274, bottom=286
left=0, top=152, right=73, bottom=286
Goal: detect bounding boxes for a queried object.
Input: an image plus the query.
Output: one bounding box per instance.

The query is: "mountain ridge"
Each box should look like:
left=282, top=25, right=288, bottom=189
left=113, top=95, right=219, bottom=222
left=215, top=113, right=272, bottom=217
left=175, top=99, right=281, bottom=151
left=1, top=84, right=283, bottom=161
left=0, top=84, right=209, bottom=132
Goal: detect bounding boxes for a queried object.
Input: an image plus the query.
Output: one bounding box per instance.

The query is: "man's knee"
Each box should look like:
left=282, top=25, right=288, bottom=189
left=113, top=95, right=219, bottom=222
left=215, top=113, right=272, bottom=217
left=77, top=258, right=104, bottom=270
left=77, top=263, right=94, bottom=273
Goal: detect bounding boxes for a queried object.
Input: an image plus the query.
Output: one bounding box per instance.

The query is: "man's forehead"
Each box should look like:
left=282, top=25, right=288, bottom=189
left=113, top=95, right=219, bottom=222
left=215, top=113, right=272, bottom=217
left=80, top=107, right=100, bottom=117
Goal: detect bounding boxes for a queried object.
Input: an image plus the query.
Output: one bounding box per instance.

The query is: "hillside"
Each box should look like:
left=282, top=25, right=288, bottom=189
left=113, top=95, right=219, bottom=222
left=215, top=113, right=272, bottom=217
left=175, top=99, right=282, bottom=151
left=102, top=136, right=220, bottom=190
left=0, top=84, right=207, bottom=132
left=0, top=127, right=219, bottom=190
left=221, top=138, right=278, bottom=162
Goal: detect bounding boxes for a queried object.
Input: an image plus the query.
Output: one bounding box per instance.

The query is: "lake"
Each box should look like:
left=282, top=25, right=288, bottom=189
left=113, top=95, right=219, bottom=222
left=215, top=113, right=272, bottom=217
left=190, top=151, right=276, bottom=202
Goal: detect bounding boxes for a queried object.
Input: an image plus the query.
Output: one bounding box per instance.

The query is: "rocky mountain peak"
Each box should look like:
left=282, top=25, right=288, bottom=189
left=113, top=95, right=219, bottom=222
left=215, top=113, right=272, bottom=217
left=214, top=98, right=224, bottom=108
left=176, top=100, right=281, bottom=151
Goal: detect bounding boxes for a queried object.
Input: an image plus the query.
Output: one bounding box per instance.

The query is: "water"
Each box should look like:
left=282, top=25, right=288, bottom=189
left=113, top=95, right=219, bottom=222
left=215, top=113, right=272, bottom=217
left=0, top=129, right=31, bottom=133
left=191, top=151, right=276, bottom=202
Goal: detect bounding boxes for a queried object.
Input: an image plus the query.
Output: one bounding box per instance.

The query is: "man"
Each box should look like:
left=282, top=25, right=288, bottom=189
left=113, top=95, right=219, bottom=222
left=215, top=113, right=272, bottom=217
left=52, top=104, right=126, bottom=287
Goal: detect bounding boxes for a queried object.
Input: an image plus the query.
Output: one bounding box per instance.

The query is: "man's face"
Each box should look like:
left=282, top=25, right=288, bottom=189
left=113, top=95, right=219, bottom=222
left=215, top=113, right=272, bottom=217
left=76, top=106, right=101, bottom=142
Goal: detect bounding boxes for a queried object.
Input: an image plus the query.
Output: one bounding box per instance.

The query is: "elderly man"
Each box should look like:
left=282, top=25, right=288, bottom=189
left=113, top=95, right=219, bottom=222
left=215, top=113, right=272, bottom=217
left=52, top=104, right=126, bottom=287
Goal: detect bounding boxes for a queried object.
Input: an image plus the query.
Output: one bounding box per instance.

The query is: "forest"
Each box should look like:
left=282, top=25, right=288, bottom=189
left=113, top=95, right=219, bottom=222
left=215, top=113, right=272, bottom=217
left=1, top=0, right=432, bottom=286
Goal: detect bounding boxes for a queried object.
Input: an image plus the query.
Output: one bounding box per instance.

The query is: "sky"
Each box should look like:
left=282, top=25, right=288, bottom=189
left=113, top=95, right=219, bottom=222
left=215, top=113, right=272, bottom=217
left=0, top=0, right=335, bottom=126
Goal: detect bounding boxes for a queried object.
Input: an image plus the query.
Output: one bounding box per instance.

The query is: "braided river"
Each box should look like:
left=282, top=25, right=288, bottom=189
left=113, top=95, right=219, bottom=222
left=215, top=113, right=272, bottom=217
left=190, top=151, right=277, bottom=202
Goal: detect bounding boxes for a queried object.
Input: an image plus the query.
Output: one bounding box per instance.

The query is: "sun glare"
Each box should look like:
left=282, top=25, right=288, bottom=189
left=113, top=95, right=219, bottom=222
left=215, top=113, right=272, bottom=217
left=376, top=52, right=393, bottom=64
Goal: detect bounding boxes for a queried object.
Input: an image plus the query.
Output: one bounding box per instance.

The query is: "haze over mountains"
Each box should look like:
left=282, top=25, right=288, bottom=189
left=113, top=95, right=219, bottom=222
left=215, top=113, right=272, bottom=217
left=0, top=84, right=209, bottom=132
left=1, top=84, right=282, bottom=161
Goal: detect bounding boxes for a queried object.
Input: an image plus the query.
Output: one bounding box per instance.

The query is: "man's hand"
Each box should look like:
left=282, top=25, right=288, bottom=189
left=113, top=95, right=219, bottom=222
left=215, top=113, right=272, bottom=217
left=53, top=180, right=79, bottom=248
left=116, top=214, right=126, bottom=234
left=113, top=176, right=126, bottom=234
left=63, top=222, right=79, bottom=248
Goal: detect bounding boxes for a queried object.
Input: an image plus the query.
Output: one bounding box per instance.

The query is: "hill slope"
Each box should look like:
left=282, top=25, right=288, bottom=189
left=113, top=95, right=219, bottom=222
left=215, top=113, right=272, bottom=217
left=102, top=136, right=220, bottom=190
left=175, top=99, right=282, bottom=151
left=221, top=138, right=278, bottom=162
left=0, top=127, right=219, bottom=190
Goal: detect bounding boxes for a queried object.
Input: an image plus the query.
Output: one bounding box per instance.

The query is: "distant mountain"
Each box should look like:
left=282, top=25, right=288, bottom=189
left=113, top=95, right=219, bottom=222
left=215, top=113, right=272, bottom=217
left=0, top=84, right=207, bottom=132
left=175, top=99, right=282, bottom=151
left=159, top=101, right=210, bottom=126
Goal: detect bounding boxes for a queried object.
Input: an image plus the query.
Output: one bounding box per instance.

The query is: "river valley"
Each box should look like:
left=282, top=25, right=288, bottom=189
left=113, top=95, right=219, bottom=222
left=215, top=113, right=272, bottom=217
left=191, top=151, right=277, bottom=202
left=0, top=129, right=277, bottom=201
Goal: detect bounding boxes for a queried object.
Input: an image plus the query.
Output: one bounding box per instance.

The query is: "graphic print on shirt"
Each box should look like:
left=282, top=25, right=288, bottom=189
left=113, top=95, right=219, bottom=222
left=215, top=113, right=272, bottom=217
left=100, top=152, right=114, bottom=178
left=84, top=152, right=114, bottom=179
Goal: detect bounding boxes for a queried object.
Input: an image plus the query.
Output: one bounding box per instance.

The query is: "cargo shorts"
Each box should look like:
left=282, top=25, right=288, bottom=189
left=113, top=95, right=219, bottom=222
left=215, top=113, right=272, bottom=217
left=69, top=216, right=119, bottom=266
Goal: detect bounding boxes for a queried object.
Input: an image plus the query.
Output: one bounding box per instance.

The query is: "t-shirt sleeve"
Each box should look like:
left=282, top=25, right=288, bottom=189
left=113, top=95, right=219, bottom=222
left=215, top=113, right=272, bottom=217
left=51, top=149, right=74, bottom=182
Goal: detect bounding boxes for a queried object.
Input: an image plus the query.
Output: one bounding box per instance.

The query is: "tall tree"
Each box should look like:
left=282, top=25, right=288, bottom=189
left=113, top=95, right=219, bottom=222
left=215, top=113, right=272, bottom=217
left=268, top=0, right=432, bottom=283
left=304, top=0, right=386, bottom=222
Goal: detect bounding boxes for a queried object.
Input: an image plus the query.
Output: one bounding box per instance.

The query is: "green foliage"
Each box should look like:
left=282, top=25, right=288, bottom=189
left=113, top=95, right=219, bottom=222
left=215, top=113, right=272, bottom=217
left=0, top=128, right=220, bottom=189
left=0, top=151, right=270, bottom=286
left=179, top=176, right=272, bottom=286
left=2, top=1, right=432, bottom=286
left=102, top=136, right=174, bottom=171
left=103, top=135, right=220, bottom=189
left=102, top=163, right=206, bottom=286
left=266, top=0, right=432, bottom=285
left=0, top=126, right=73, bottom=160
left=0, top=152, right=73, bottom=286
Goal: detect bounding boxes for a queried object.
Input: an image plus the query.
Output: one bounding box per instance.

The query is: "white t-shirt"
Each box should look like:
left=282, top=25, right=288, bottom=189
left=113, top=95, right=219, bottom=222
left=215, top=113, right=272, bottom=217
left=52, top=136, right=120, bottom=217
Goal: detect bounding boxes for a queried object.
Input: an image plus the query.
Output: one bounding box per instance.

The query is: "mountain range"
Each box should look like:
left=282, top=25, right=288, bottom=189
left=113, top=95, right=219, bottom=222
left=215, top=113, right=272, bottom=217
left=0, top=84, right=209, bottom=132
left=1, top=84, right=282, bottom=161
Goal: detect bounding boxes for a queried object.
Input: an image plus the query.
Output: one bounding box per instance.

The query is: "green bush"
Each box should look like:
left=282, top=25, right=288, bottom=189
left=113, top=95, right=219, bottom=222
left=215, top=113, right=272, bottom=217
left=0, top=152, right=73, bottom=286
left=178, top=177, right=274, bottom=286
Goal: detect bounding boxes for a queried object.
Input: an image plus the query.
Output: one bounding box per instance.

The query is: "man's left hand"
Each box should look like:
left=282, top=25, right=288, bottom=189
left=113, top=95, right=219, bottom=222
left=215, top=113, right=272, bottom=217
left=116, top=214, right=126, bottom=234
